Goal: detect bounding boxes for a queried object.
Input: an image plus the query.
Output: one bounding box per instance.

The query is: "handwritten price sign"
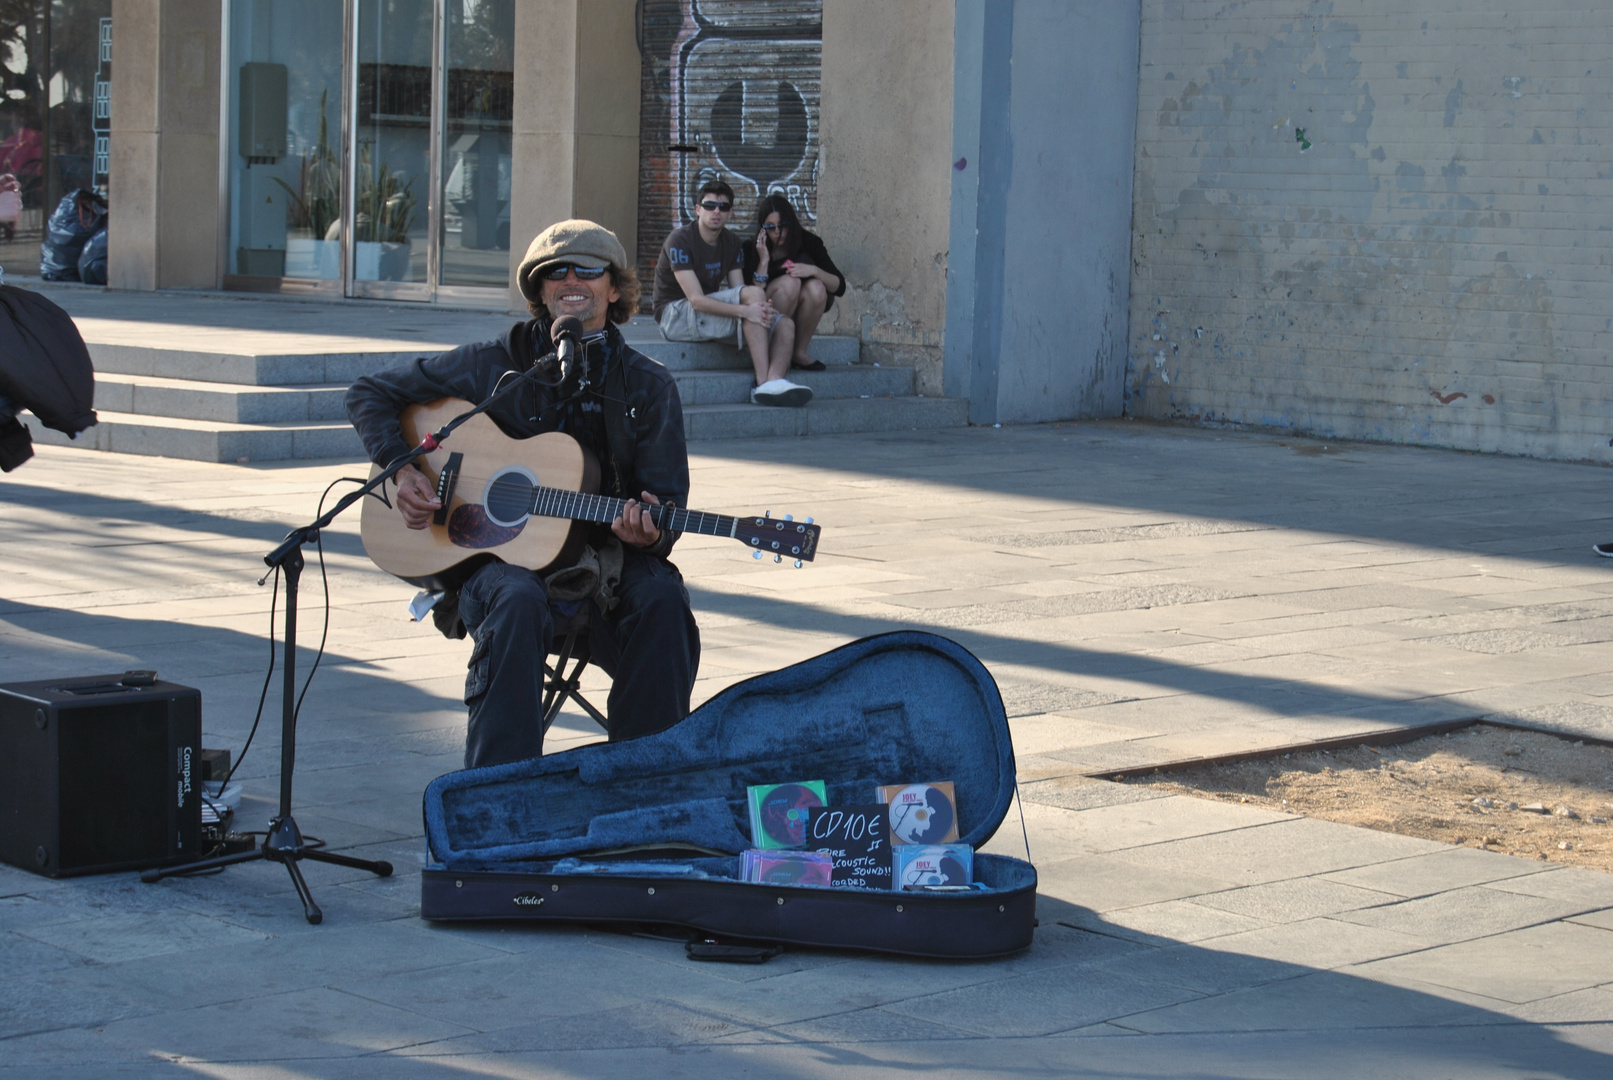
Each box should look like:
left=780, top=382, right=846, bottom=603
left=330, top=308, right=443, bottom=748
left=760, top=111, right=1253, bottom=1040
left=807, top=804, right=892, bottom=890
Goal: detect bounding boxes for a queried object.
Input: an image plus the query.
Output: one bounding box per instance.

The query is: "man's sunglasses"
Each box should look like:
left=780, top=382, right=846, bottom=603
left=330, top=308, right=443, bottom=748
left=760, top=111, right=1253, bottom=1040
left=699, top=200, right=732, bottom=212
left=540, top=263, right=608, bottom=281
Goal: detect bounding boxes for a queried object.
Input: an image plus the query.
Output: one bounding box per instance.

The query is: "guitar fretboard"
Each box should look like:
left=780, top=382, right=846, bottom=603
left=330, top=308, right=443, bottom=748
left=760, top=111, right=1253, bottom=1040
left=528, top=486, right=737, bottom=539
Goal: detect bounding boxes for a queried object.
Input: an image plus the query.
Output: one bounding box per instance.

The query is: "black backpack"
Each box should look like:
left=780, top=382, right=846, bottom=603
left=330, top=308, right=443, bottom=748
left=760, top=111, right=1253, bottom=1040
left=0, top=284, right=97, bottom=471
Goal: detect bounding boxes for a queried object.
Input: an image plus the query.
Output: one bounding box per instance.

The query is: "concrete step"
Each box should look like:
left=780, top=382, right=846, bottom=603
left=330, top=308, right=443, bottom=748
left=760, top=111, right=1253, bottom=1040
left=27, top=391, right=969, bottom=461
left=683, top=395, right=969, bottom=440
left=86, top=330, right=861, bottom=384
left=86, top=343, right=428, bottom=387
left=94, top=373, right=351, bottom=423
left=24, top=410, right=363, bottom=463
left=620, top=323, right=862, bottom=372
left=674, top=363, right=914, bottom=406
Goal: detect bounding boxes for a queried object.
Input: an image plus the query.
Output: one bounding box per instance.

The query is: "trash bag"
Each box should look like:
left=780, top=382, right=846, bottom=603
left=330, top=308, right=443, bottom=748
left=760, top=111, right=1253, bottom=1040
left=39, top=189, right=108, bottom=281
left=77, top=227, right=108, bottom=285
left=0, top=284, right=97, bottom=453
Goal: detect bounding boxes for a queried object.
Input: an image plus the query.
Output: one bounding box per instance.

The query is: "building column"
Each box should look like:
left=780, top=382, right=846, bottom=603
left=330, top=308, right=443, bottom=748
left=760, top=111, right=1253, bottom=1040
left=509, top=0, right=640, bottom=308
left=107, top=0, right=221, bottom=291
left=944, top=0, right=1140, bottom=425
left=816, top=0, right=956, bottom=396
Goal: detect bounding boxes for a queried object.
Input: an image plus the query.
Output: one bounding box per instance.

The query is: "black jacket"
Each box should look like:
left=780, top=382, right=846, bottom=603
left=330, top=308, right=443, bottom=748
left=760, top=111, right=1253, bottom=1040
left=741, top=228, right=847, bottom=312
left=345, top=319, right=688, bottom=560
left=0, top=285, right=97, bottom=471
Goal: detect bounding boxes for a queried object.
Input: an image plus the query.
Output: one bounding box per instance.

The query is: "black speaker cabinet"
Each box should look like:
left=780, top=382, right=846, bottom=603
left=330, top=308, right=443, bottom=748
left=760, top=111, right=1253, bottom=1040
left=0, top=672, right=202, bottom=877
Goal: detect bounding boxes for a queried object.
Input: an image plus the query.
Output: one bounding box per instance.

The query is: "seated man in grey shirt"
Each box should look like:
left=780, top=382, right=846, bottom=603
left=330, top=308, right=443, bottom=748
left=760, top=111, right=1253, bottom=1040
left=650, top=179, right=811, bottom=408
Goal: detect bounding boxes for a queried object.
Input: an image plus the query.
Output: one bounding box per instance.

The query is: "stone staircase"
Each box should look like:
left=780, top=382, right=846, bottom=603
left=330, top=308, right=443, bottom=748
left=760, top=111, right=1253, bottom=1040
left=20, top=289, right=965, bottom=462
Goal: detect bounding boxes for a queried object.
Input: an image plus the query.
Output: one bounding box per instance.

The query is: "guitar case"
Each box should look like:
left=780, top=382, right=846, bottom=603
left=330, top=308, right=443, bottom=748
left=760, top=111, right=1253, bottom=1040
left=420, top=631, right=1037, bottom=958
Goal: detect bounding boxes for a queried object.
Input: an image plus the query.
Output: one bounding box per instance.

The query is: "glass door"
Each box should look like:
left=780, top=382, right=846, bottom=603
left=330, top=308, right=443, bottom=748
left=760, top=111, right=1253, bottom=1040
left=347, top=0, right=512, bottom=303
left=224, top=0, right=512, bottom=304
left=224, top=0, right=346, bottom=291
left=436, top=0, right=514, bottom=299
left=349, top=0, right=432, bottom=298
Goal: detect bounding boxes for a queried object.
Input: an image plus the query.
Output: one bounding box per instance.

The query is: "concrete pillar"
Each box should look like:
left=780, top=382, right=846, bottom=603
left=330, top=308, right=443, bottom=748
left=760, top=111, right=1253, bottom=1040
left=816, top=0, right=955, bottom=395
left=509, top=0, right=640, bottom=308
left=107, top=0, right=221, bottom=291
left=944, top=0, right=1140, bottom=425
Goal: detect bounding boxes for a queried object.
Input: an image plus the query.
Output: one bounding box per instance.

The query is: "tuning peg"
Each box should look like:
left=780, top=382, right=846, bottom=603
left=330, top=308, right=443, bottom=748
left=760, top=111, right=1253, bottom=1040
left=805, top=517, right=814, bottom=525
left=794, top=560, right=803, bottom=569
left=753, top=550, right=763, bottom=560
left=774, top=554, right=782, bottom=563
left=785, top=514, right=794, bottom=522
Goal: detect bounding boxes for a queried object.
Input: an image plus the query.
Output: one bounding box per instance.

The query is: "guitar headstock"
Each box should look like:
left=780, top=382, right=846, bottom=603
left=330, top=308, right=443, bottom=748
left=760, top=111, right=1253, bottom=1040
left=736, top=513, right=820, bottom=566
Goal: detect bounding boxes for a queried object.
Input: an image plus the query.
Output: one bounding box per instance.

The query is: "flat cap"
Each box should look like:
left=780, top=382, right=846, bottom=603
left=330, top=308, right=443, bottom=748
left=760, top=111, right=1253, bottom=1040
left=517, top=219, right=628, bottom=301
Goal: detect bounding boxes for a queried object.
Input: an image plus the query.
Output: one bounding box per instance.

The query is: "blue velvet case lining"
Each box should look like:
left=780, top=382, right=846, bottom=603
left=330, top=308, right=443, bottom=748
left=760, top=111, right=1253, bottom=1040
left=423, top=632, right=1018, bottom=871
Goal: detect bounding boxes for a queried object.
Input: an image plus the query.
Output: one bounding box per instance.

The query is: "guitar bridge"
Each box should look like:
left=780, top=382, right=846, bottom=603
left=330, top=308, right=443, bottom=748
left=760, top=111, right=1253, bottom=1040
left=432, top=452, right=463, bottom=526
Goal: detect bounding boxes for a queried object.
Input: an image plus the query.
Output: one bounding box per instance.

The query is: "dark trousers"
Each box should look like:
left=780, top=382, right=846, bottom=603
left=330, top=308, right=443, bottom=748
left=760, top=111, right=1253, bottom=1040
left=456, top=548, right=701, bottom=768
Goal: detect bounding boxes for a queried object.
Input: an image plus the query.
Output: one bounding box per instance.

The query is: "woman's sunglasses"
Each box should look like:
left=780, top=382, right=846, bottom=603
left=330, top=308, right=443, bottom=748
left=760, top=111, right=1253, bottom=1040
left=761, top=223, right=781, bottom=232
left=541, top=264, right=608, bottom=281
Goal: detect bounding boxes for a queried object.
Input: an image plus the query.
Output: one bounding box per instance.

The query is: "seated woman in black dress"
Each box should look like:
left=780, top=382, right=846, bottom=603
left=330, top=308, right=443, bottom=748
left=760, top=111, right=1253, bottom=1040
left=743, top=194, right=846, bottom=372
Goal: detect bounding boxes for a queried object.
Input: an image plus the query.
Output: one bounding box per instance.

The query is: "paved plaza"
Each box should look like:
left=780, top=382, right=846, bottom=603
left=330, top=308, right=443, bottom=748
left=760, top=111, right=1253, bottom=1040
left=4, top=412, right=1613, bottom=1077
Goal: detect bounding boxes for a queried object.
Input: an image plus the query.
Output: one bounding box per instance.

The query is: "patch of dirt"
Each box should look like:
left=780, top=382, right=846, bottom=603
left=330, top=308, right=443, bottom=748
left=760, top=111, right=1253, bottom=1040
left=1126, top=725, right=1613, bottom=872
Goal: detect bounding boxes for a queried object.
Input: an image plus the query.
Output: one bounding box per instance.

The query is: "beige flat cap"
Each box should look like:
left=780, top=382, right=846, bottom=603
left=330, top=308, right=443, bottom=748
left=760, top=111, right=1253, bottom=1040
left=516, top=219, right=628, bottom=301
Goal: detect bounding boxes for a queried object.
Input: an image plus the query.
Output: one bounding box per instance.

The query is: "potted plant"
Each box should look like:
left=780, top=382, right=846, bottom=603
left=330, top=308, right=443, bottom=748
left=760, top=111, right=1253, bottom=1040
left=276, top=90, right=341, bottom=279
left=352, top=143, right=417, bottom=282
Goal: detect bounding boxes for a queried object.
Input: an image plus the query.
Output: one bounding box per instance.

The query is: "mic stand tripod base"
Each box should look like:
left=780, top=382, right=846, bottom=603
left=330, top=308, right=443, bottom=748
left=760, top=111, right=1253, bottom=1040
left=141, top=816, right=393, bottom=925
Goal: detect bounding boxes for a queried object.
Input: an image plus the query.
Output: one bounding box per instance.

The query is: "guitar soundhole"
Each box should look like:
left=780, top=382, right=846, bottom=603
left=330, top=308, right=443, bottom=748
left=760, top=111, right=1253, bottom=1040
left=484, top=467, right=537, bottom=527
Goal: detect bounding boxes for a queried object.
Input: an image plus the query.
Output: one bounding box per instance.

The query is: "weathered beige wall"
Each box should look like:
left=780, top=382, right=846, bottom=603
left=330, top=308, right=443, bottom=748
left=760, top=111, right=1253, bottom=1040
left=510, top=0, right=640, bottom=308
left=1130, top=0, right=1613, bottom=462
left=817, top=0, right=954, bottom=394
left=107, top=0, right=220, bottom=291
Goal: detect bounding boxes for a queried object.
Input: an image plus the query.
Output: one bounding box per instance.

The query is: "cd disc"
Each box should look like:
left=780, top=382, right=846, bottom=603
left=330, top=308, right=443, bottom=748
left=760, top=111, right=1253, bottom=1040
left=759, top=783, right=825, bottom=847
left=887, top=783, right=957, bottom=844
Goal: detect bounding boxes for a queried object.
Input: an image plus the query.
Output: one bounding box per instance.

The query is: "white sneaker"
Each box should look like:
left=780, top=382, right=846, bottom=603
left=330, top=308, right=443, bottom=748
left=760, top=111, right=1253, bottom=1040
left=751, top=378, right=813, bottom=407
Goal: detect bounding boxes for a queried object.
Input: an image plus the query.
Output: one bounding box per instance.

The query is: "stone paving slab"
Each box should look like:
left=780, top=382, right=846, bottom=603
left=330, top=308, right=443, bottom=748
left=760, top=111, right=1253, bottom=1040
left=4, top=420, right=1613, bottom=1075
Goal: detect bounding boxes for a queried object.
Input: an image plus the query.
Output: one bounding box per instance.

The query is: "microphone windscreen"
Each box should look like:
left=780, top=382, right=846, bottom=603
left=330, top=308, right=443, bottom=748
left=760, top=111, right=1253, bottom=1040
left=552, top=315, right=584, bottom=341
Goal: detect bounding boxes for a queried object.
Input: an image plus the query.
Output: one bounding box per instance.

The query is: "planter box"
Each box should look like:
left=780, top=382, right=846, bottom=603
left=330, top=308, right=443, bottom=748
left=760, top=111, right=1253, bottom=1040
left=284, top=238, right=339, bottom=280
left=356, top=240, right=412, bottom=282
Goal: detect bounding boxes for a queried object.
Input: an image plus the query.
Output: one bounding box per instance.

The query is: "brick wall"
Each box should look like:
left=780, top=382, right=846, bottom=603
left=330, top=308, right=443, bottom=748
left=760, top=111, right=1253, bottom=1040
left=1129, top=1, right=1613, bottom=461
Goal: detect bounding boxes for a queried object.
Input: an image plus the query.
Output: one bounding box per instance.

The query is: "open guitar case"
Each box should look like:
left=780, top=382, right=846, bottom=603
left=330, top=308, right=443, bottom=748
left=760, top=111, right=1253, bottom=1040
left=421, top=631, right=1038, bottom=958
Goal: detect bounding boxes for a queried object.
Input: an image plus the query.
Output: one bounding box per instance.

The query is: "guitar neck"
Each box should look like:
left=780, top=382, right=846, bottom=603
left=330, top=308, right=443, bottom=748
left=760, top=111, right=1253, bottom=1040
left=529, top=486, right=736, bottom=539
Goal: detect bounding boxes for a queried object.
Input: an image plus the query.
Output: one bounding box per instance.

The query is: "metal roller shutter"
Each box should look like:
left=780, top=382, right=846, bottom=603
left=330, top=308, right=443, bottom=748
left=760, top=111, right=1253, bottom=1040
left=635, top=0, right=822, bottom=301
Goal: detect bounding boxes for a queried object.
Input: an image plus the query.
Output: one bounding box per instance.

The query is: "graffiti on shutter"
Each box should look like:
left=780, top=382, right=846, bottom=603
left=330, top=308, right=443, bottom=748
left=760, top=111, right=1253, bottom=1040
left=636, top=0, right=822, bottom=298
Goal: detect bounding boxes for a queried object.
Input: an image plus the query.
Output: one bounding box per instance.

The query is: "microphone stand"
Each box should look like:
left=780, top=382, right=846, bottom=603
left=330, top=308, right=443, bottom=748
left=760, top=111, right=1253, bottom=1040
left=142, top=353, right=568, bottom=924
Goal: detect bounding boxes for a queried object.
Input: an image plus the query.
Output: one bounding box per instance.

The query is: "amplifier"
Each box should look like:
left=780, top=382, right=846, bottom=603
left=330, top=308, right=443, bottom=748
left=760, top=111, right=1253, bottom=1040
left=0, top=671, right=203, bottom=877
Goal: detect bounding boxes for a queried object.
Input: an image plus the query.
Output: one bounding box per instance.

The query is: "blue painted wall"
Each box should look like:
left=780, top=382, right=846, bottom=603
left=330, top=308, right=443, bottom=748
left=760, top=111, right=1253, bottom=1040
left=946, top=0, right=1140, bottom=424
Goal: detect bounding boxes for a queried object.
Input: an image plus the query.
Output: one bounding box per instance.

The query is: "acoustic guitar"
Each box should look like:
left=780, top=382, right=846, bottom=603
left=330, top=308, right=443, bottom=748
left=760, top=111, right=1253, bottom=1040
left=359, top=398, right=821, bottom=590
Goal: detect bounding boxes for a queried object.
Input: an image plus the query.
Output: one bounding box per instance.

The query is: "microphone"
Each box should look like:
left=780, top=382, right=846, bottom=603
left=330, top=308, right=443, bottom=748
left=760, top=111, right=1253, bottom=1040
left=551, top=315, right=584, bottom=382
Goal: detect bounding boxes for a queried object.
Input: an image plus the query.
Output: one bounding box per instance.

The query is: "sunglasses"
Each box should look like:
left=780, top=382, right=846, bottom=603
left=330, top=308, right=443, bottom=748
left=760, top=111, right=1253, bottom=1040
left=760, top=223, right=781, bottom=232
left=540, top=263, right=608, bottom=281
left=699, top=200, right=732, bottom=212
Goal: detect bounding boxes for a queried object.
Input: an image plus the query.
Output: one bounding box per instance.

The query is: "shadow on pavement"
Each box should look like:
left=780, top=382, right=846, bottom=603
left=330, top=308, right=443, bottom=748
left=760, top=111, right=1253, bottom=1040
left=689, top=420, right=1610, bottom=563
left=4, top=895, right=1605, bottom=1077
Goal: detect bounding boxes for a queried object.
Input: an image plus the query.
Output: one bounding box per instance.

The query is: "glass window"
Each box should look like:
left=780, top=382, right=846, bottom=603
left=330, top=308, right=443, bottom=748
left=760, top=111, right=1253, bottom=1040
left=226, top=0, right=344, bottom=280
left=439, top=0, right=512, bottom=288
left=354, top=0, right=431, bottom=284
left=0, top=1, right=112, bottom=275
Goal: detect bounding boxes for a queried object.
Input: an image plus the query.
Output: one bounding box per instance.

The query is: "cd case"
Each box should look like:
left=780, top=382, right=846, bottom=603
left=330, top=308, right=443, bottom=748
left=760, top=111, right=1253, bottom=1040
left=747, top=780, right=828, bottom=849
left=741, top=849, right=833, bottom=886
left=877, top=780, right=960, bottom=845
left=895, top=844, right=974, bottom=889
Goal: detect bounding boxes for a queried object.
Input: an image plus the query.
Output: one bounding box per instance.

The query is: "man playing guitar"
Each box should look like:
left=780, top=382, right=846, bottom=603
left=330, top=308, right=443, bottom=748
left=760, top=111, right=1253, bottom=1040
left=345, top=221, right=700, bottom=768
